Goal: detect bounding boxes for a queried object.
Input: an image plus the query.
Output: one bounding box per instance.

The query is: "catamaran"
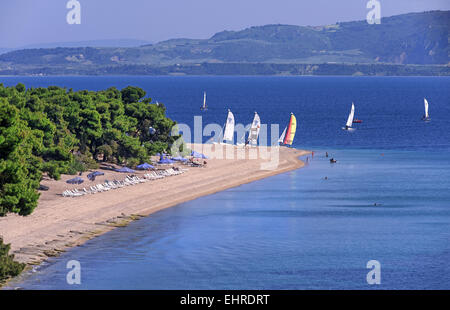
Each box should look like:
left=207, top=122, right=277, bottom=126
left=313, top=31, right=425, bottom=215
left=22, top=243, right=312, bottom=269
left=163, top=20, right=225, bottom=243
left=278, top=113, right=297, bottom=146
left=246, top=112, right=261, bottom=146
left=343, top=103, right=355, bottom=130
left=422, top=98, right=430, bottom=121
left=219, top=109, right=235, bottom=144
left=200, top=91, right=207, bottom=111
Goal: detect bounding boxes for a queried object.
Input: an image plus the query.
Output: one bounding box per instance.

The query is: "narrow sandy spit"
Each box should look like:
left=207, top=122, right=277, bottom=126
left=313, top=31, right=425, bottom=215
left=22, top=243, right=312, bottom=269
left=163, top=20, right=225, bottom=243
left=0, top=144, right=309, bottom=268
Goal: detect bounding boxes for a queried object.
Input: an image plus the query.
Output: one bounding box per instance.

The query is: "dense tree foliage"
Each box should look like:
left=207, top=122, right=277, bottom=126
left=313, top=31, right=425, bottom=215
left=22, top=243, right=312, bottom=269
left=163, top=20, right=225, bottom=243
left=0, top=83, right=178, bottom=216
left=0, top=238, right=25, bottom=282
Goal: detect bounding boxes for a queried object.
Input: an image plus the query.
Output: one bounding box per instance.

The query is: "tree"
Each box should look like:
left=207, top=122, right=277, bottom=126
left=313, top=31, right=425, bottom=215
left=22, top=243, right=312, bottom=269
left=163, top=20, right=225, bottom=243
left=0, top=238, right=25, bottom=282
left=0, top=83, right=179, bottom=217
left=121, top=86, right=146, bottom=105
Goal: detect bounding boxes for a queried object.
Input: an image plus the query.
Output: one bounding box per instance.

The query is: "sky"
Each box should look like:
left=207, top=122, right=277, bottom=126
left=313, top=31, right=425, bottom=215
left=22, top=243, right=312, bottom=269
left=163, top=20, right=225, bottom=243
left=1, top=0, right=449, bottom=47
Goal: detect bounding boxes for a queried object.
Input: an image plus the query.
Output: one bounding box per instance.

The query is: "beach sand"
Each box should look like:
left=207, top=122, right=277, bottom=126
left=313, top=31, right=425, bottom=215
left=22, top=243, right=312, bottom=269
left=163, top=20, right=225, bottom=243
left=0, top=144, right=309, bottom=266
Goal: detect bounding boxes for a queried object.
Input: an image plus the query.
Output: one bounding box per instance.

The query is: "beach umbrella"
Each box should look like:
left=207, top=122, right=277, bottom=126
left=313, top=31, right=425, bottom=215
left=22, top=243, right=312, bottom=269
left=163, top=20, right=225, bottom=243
left=191, top=151, right=208, bottom=159
left=172, top=156, right=188, bottom=162
left=87, top=171, right=104, bottom=180
left=115, top=167, right=136, bottom=173
left=136, top=163, right=155, bottom=170
left=66, top=176, right=84, bottom=184
left=38, top=184, right=49, bottom=191
left=158, top=158, right=174, bottom=164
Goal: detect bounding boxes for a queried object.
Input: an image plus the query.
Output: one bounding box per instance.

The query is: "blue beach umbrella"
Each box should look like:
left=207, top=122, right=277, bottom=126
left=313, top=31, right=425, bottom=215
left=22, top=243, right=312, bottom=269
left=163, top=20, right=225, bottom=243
left=66, top=176, right=84, bottom=184
left=172, top=156, right=188, bottom=162
left=87, top=171, right=104, bottom=181
left=136, top=163, right=155, bottom=170
left=158, top=158, right=174, bottom=164
left=115, top=167, right=136, bottom=173
left=191, top=151, right=208, bottom=159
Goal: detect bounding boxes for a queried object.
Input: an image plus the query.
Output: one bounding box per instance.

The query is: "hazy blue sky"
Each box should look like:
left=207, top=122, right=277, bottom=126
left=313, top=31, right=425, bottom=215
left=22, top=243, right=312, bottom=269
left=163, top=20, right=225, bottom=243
left=1, top=0, right=449, bottom=47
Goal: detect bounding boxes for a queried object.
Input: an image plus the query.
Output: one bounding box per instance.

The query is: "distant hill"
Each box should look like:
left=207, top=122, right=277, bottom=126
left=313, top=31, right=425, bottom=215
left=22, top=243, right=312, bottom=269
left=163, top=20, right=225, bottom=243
left=0, top=48, right=13, bottom=55
left=0, top=11, right=448, bottom=76
left=0, top=39, right=150, bottom=55
left=18, top=39, right=152, bottom=49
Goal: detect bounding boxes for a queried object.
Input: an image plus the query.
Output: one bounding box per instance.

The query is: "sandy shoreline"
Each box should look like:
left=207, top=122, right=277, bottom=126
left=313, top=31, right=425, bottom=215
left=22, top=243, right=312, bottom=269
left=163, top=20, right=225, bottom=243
left=0, top=144, right=309, bottom=269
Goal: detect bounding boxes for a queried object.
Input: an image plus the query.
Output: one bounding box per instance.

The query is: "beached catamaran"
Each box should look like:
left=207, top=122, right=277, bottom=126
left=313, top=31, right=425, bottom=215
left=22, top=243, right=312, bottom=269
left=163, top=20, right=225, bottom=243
left=422, top=98, right=430, bottom=121
left=200, top=91, right=207, bottom=111
left=278, top=113, right=297, bottom=146
left=247, top=112, right=261, bottom=146
left=343, top=103, right=355, bottom=131
left=220, top=109, right=235, bottom=144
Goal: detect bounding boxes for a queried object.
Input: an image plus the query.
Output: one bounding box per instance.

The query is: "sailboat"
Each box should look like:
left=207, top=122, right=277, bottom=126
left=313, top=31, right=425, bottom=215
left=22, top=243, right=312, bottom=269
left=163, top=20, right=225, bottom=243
left=220, top=109, right=235, bottom=144
left=200, top=91, right=207, bottom=111
left=246, top=112, right=261, bottom=146
left=277, top=126, right=287, bottom=145
left=343, top=103, right=355, bottom=131
left=422, top=98, right=430, bottom=121
left=279, top=113, right=297, bottom=146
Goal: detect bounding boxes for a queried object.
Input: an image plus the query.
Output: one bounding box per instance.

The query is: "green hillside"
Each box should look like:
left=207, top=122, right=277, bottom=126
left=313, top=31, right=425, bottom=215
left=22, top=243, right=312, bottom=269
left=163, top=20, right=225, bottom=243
left=0, top=11, right=448, bottom=75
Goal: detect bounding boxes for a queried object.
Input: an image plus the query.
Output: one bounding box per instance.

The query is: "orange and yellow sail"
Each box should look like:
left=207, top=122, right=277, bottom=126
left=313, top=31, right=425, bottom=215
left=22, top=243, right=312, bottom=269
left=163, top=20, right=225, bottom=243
left=283, top=113, right=297, bottom=146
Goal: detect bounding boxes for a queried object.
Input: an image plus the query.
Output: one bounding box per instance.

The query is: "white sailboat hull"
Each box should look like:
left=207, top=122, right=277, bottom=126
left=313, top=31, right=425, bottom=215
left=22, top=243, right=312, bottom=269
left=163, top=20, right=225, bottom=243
left=342, top=127, right=356, bottom=131
left=422, top=98, right=430, bottom=121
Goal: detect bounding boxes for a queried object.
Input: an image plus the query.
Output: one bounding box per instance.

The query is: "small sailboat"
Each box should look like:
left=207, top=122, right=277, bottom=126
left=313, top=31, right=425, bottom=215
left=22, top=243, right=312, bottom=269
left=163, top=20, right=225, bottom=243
left=343, top=103, right=355, bottom=131
left=246, top=112, right=261, bottom=146
left=200, top=91, right=207, bottom=111
left=422, top=98, right=430, bottom=121
left=279, top=113, right=297, bottom=146
left=277, top=126, right=287, bottom=145
left=220, top=109, right=235, bottom=144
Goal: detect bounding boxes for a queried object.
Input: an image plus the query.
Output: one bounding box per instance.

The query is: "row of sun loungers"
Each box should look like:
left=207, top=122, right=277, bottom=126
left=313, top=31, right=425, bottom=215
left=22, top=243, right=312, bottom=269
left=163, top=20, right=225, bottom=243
left=62, top=168, right=187, bottom=197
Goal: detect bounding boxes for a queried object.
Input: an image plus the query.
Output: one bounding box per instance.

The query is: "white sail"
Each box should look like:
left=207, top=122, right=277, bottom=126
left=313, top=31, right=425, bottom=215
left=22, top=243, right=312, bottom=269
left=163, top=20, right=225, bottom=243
left=248, top=112, right=261, bottom=145
left=222, top=109, right=235, bottom=142
left=424, top=98, right=429, bottom=118
left=346, top=103, right=355, bottom=128
left=278, top=126, right=287, bottom=144
left=203, top=92, right=207, bottom=109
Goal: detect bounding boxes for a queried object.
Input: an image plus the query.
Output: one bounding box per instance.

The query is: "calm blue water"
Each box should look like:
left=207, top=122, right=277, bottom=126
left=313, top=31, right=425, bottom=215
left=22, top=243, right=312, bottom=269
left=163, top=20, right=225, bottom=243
left=2, top=76, right=449, bottom=289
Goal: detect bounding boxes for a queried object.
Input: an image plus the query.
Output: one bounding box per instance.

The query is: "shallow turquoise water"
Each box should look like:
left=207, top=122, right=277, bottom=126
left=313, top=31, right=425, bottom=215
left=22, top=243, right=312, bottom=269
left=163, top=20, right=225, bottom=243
left=1, top=76, right=449, bottom=289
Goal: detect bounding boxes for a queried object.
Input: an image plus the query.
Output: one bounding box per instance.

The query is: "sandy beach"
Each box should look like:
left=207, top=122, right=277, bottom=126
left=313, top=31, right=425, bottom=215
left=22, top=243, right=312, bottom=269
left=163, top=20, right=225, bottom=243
left=0, top=144, right=309, bottom=266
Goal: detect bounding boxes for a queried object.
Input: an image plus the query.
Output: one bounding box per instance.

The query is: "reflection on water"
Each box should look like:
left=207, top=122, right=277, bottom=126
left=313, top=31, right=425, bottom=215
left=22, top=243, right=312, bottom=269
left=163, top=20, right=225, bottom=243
left=8, top=149, right=450, bottom=290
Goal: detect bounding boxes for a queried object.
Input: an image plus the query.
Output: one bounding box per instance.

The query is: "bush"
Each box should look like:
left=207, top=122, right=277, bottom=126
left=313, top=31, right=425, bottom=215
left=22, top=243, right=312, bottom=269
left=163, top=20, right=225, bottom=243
left=0, top=238, right=25, bottom=282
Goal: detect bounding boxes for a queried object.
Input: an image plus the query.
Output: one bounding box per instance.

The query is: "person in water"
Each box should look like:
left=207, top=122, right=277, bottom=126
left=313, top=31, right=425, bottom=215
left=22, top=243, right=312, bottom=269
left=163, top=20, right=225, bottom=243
left=325, top=152, right=329, bottom=158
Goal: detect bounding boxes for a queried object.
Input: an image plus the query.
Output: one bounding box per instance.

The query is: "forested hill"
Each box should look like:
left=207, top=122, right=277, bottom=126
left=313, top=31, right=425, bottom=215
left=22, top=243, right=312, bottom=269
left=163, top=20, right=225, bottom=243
left=0, top=11, right=449, bottom=75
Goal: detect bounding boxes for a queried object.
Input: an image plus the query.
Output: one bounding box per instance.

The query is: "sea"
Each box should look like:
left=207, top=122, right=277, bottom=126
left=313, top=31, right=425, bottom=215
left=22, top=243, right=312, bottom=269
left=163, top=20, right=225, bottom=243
left=1, top=76, right=449, bottom=289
